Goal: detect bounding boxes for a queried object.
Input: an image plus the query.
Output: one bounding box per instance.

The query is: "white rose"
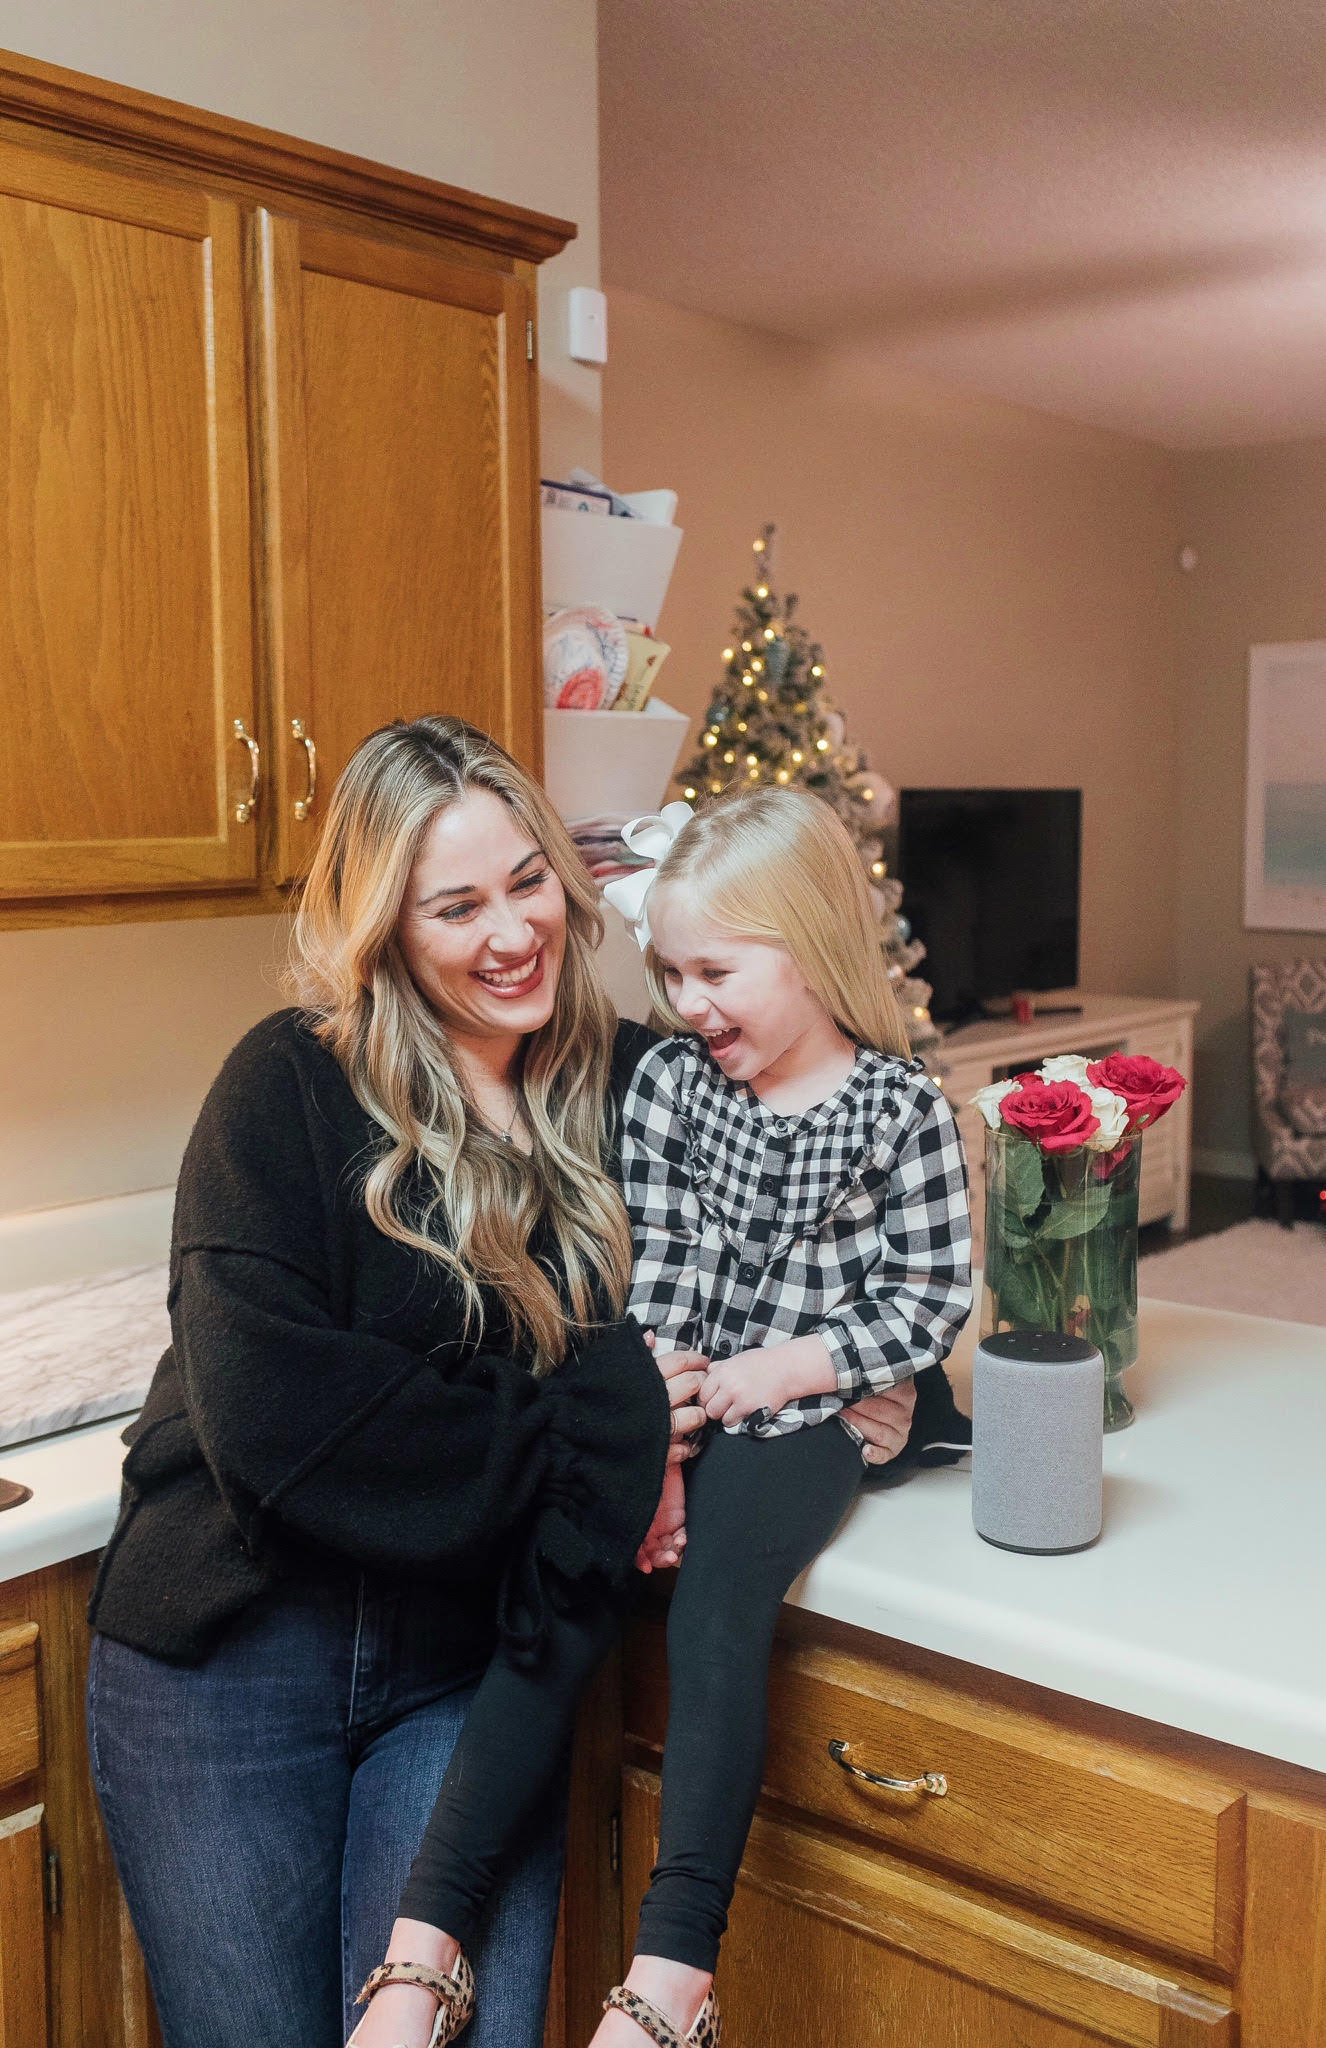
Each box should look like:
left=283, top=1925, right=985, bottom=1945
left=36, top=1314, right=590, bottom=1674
left=1039, top=1054, right=1091, bottom=1085
left=1083, top=1086, right=1130, bottom=1151
left=970, top=1078, right=1018, bottom=1130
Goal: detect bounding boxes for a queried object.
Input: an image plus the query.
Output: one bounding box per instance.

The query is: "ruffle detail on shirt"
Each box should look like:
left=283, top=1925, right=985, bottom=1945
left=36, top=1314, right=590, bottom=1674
left=666, top=1041, right=929, bottom=1254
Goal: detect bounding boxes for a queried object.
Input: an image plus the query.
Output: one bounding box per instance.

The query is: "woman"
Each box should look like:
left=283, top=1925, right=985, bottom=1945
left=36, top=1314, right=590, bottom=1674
left=85, top=716, right=913, bottom=2048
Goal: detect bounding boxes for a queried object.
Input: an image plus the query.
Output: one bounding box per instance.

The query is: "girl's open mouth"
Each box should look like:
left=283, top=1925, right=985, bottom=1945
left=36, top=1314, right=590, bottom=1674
left=706, top=1027, right=741, bottom=1056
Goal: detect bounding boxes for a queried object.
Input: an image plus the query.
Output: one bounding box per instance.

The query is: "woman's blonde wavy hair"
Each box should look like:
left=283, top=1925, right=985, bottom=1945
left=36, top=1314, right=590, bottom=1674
left=288, top=715, right=631, bottom=1373
left=643, top=785, right=912, bottom=1059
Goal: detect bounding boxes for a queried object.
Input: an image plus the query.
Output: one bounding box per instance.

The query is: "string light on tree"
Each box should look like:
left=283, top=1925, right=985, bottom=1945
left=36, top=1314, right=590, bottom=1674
left=674, top=521, right=939, bottom=1053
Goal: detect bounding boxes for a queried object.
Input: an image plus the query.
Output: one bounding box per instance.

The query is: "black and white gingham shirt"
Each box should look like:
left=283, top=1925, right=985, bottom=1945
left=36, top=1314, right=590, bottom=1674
left=622, top=1036, right=972, bottom=1438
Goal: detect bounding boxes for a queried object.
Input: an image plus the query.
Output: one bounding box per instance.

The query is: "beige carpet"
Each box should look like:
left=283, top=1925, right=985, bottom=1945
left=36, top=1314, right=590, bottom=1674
left=1140, top=1218, right=1326, bottom=1326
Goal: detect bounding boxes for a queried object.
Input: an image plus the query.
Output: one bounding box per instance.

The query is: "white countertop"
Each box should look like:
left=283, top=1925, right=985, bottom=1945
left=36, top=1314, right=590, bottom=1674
left=1, top=1291, right=1323, bottom=1775
left=795, top=1294, right=1326, bottom=1774
left=0, top=1417, right=133, bottom=1585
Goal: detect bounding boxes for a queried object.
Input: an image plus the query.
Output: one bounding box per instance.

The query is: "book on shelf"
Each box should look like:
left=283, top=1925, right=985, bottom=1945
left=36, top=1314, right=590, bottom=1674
left=540, top=478, right=611, bottom=515
left=615, top=633, right=671, bottom=712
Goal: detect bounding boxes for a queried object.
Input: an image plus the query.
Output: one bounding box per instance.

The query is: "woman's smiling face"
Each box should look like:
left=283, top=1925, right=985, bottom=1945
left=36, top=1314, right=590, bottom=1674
left=648, top=883, right=829, bottom=1087
left=396, top=788, right=567, bottom=1045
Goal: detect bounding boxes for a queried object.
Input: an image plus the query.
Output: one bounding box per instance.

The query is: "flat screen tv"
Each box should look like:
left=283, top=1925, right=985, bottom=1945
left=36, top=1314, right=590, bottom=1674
left=896, top=788, right=1082, bottom=1025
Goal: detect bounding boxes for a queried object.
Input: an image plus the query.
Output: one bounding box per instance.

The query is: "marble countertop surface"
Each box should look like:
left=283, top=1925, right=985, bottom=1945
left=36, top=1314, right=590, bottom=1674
left=0, top=1262, right=167, bottom=1450
left=1, top=1280, right=1324, bottom=1775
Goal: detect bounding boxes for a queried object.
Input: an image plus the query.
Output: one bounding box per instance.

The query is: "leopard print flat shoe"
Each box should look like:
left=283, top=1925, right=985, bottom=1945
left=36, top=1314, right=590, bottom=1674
left=347, top=1951, right=476, bottom=2048
left=602, top=1983, right=721, bottom=2048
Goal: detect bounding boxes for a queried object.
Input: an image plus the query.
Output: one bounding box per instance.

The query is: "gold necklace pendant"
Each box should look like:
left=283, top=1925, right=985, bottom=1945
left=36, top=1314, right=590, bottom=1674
left=488, top=1093, right=521, bottom=1145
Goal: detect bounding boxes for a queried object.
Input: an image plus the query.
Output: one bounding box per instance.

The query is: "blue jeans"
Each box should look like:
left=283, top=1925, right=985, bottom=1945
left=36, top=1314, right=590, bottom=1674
left=86, top=1572, right=568, bottom=2048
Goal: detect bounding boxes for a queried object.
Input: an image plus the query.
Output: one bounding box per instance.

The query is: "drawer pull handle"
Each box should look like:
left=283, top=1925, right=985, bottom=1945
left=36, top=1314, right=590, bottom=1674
left=232, top=720, right=260, bottom=824
left=291, top=718, right=318, bottom=821
left=828, top=1738, right=947, bottom=1798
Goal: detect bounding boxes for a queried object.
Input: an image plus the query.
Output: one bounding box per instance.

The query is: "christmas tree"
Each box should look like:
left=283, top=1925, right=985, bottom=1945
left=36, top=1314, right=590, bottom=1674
left=675, top=526, right=939, bottom=1054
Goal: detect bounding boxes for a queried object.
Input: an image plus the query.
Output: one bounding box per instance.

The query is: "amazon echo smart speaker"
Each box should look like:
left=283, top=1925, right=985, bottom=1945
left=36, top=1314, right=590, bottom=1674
left=971, top=1332, right=1104, bottom=1553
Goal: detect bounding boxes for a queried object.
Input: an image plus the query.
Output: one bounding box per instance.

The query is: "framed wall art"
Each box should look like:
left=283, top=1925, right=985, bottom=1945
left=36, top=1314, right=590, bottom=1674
left=1244, top=640, right=1326, bottom=932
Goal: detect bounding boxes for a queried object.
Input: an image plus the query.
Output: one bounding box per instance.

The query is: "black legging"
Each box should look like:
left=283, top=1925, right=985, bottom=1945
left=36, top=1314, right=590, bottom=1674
left=634, top=1422, right=862, bottom=1972
left=399, top=1423, right=861, bottom=1975
left=398, top=1591, right=624, bottom=1942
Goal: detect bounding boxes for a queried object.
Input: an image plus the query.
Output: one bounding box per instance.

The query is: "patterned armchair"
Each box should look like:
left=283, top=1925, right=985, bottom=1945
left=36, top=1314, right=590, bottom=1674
left=1250, top=959, right=1326, bottom=1226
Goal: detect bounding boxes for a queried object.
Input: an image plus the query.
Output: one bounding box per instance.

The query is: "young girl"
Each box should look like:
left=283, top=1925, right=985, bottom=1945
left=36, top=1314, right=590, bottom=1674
left=349, top=785, right=969, bottom=2048
left=593, top=785, right=972, bottom=2048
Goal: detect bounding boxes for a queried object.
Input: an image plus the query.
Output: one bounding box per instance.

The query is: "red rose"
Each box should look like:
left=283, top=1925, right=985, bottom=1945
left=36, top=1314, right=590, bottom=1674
left=1000, top=1077, right=1100, bottom=1153
left=1085, top=1054, right=1186, bottom=1133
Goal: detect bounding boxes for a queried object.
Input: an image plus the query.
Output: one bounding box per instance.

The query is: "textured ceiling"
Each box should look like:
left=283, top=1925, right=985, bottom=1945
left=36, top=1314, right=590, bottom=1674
left=599, top=0, right=1326, bottom=447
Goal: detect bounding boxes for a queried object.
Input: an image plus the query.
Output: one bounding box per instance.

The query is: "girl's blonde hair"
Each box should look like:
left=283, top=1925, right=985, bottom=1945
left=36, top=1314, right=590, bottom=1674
left=288, top=715, right=631, bottom=1372
left=644, top=785, right=912, bottom=1059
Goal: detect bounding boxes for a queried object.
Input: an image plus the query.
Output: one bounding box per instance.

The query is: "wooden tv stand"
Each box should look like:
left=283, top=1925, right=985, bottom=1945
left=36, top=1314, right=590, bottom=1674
left=934, top=993, right=1198, bottom=1259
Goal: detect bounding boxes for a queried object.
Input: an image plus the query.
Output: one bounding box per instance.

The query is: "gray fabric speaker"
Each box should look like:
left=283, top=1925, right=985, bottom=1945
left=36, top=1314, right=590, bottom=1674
left=971, top=1332, right=1104, bottom=1554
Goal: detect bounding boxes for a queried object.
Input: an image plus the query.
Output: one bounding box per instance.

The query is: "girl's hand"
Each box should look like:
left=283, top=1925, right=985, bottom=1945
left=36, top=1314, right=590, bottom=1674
left=635, top=1461, right=687, bottom=1573
left=643, top=1331, right=708, bottom=1462
left=699, top=1353, right=779, bottom=1425
left=841, top=1379, right=917, bottom=1464
left=700, top=1335, right=837, bottom=1425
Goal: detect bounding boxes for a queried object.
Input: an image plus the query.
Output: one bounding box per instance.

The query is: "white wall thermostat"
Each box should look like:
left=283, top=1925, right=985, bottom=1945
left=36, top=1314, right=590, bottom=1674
left=568, top=285, right=608, bottom=366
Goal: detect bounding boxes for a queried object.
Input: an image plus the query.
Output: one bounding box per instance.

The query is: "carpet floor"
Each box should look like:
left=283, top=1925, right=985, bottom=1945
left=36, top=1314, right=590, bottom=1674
left=1140, top=1217, right=1326, bottom=1326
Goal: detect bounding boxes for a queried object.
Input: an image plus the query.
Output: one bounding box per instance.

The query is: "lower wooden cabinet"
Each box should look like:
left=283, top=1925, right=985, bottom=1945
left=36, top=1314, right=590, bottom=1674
left=585, top=1609, right=1326, bottom=2048
left=623, top=1767, right=1235, bottom=2047
left=0, top=1548, right=573, bottom=2048
left=0, top=1801, right=49, bottom=2045
left=0, top=1560, right=159, bottom=2048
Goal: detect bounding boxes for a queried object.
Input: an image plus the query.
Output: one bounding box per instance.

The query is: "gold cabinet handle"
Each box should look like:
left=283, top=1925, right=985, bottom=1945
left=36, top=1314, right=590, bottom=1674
left=231, top=719, right=260, bottom=824
left=291, top=718, right=318, bottom=821
left=828, top=1738, right=947, bottom=1798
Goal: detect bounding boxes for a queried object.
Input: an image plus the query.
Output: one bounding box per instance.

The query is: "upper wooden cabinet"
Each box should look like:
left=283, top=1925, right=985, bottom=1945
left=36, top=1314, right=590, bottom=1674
left=0, top=143, right=257, bottom=900
left=254, top=211, right=538, bottom=884
left=0, top=48, right=569, bottom=926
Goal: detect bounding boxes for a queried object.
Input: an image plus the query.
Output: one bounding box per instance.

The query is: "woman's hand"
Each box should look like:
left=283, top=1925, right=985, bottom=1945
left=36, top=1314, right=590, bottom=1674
left=841, top=1380, right=917, bottom=1465
left=643, top=1332, right=709, bottom=1463
left=635, top=1461, right=687, bottom=1574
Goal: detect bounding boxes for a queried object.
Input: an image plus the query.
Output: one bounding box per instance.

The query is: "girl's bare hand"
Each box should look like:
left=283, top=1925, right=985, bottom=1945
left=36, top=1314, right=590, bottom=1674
left=842, top=1379, right=917, bottom=1464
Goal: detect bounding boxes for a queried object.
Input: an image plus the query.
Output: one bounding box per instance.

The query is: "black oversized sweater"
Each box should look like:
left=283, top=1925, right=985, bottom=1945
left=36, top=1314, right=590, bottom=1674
left=88, top=1009, right=671, bottom=1665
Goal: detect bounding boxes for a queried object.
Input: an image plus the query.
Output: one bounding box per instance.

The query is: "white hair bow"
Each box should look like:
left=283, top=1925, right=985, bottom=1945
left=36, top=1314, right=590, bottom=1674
left=601, top=801, right=694, bottom=951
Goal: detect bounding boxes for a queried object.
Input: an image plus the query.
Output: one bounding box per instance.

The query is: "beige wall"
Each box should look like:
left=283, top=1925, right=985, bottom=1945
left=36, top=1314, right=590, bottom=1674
left=0, top=2, right=602, bottom=1223
left=1173, top=441, right=1326, bottom=1168
left=603, top=289, right=1184, bottom=1007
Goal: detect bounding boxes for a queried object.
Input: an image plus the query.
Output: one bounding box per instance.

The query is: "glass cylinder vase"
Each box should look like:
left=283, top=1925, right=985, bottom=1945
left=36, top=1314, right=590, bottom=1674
left=980, top=1128, right=1142, bottom=1431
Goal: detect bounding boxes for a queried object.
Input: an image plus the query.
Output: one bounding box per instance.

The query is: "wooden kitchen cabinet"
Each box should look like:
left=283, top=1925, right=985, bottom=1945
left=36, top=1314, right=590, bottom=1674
left=0, top=1561, right=159, bottom=2048
left=0, top=1622, right=46, bottom=2046
left=0, top=143, right=257, bottom=902
left=0, top=1544, right=574, bottom=2048
left=0, top=48, right=565, bottom=928
left=253, top=209, right=539, bottom=884
left=0, top=1802, right=49, bottom=2046
left=566, top=1608, right=1326, bottom=2048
